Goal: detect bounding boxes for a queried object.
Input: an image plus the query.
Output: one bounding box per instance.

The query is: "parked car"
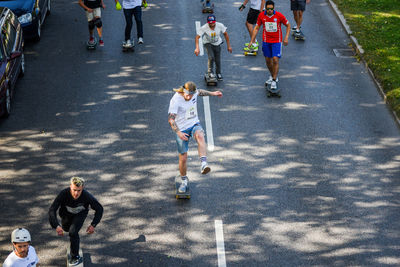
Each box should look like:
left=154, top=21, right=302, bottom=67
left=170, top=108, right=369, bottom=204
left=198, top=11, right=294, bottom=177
left=0, top=7, right=24, bottom=118
left=0, top=0, right=50, bottom=41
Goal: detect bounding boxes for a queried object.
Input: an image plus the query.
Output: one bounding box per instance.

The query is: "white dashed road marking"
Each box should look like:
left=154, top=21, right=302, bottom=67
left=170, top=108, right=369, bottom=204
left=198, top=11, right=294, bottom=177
left=203, top=96, right=214, bottom=151
left=215, top=220, right=227, bottom=267
left=195, top=21, right=204, bottom=56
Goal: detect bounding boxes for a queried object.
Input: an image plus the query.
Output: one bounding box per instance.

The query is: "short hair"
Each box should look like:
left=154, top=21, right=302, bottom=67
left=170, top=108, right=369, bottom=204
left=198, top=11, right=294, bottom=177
left=70, top=176, right=85, bottom=187
left=265, top=0, right=275, bottom=8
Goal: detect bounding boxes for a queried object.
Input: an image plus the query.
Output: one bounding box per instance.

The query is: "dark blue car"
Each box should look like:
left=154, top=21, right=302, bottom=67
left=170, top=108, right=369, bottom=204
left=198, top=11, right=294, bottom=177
left=0, top=0, right=50, bottom=41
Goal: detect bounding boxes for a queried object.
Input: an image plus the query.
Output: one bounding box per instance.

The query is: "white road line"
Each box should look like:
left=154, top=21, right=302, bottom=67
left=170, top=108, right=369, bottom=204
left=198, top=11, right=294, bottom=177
left=215, top=220, right=226, bottom=267
left=203, top=96, right=214, bottom=151
left=195, top=21, right=204, bottom=56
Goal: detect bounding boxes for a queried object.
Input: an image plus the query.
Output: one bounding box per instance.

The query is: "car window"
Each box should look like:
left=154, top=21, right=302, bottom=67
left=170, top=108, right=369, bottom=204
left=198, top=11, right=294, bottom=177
left=1, top=18, right=17, bottom=56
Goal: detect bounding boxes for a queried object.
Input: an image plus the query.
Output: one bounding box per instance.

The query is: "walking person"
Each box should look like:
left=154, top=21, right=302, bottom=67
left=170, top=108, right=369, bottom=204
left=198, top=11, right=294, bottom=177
left=49, top=177, right=103, bottom=266
left=3, top=228, right=39, bottom=267
left=195, top=15, right=232, bottom=81
left=291, top=0, right=310, bottom=39
left=168, top=82, right=222, bottom=193
left=248, top=0, right=290, bottom=91
left=239, top=0, right=265, bottom=51
left=115, top=0, right=144, bottom=48
left=78, top=0, right=106, bottom=46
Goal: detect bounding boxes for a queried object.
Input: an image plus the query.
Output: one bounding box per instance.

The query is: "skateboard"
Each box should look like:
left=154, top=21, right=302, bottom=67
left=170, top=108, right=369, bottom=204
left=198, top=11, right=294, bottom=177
left=86, top=38, right=97, bottom=50
left=265, top=82, right=281, bottom=98
left=175, top=176, right=190, bottom=199
left=204, top=73, right=218, bottom=86
left=202, top=1, right=214, bottom=13
left=122, top=42, right=134, bottom=52
left=244, top=43, right=258, bottom=56
left=291, top=29, right=306, bottom=41
left=67, top=248, right=83, bottom=267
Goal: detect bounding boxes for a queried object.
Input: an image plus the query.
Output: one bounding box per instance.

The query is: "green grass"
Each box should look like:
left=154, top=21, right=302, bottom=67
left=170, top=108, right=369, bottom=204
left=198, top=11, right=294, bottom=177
left=332, top=0, right=400, bottom=115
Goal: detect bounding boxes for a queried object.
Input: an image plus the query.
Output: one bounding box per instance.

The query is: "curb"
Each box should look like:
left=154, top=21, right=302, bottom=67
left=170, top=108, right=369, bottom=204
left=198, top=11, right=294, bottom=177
left=327, top=0, right=400, bottom=126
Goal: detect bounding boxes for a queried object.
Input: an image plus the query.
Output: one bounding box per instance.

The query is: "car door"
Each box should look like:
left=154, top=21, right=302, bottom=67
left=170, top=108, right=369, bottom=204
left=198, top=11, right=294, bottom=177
left=1, top=14, right=18, bottom=89
left=38, top=0, right=47, bottom=23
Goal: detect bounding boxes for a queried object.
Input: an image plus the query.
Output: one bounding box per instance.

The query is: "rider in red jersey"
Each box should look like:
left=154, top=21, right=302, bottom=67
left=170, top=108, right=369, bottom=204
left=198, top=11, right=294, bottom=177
left=249, top=0, right=290, bottom=90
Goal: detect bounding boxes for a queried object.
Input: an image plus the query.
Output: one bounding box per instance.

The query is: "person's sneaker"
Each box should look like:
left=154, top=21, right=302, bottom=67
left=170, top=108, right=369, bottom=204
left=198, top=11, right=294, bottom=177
left=209, top=73, right=215, bottom=78
left=217, top=73, right=223, bottom=81
left=178, top=179, right=188, bottom=193
left=123, top=39, right=133, bottom=48
left=69, top=255, right=83, bottom=266
left=138, top=37, right=144, bottom=44
left=88, top=36, right=95, bottom=45
left=265, top=76, right=273, bottom=86
left=99, top=39, right=104, bottom=46
left=271, top=81, right=277, bottom=90
left=201, top=163, right=211, bottom=174
left=292, top=25, right=301, bottom=31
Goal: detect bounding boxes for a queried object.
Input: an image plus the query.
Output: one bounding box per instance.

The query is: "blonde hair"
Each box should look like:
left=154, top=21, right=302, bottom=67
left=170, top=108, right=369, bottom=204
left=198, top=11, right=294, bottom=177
left=70, top=176, right=85, bottom=187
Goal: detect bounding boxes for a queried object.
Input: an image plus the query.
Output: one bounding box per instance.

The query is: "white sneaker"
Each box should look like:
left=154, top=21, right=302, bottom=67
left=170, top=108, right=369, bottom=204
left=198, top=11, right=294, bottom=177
left=138, top=37, right=144, bottom=44
left=265, top=76, right=273, bottom=86
left=271, top=81, right=277, bottom=90
left=201, top=162, right=210, bottom=174
left=178, top=179, right=188, bottom=193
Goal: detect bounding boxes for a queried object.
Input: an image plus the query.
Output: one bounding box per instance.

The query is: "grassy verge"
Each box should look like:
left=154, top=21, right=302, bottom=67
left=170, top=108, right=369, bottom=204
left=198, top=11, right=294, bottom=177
left=332, top=0, right=400, bottom=116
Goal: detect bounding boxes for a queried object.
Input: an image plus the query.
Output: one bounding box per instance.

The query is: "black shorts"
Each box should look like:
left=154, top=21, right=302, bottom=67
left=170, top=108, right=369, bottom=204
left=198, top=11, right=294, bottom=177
left=246, top=8, right=260, bottom=24
left=291, top=0, right=306, bottom=11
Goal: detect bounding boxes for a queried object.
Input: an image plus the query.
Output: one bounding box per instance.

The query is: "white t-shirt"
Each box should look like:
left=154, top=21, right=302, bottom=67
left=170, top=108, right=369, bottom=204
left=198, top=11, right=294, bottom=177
left=123, top=0, right=141, bottom=9
left=250, top=0, right=262, bottom=10
left=3, top=246, right=39, bottom=267
left=168, top=92, right=200, bottom=131
left=197, top=22, right=227, bottom=46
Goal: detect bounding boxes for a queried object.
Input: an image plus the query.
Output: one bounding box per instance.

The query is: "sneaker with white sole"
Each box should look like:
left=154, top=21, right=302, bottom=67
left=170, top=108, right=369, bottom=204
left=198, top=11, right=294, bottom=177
left=178, top=179, right=188, bottom=193
left=217, top=73, right=223, bottom=81
left=270, top=81, right=277, bottom=90
left=201, top=163, right=211, bottom=174
left=138, top=37, right=144, bottom=44
left=69, top=255, right=83, bottom=266
left=265, top=76, right=278, bottom=86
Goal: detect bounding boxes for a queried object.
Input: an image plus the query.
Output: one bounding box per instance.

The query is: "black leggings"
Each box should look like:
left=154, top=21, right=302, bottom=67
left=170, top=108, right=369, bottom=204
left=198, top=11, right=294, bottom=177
left=62, top=213, right=87, bottom=258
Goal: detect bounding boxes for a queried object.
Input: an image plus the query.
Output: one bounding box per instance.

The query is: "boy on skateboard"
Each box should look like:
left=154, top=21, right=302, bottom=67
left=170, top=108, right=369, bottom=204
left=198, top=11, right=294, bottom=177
left=49, top=177, right=103, bottom=266
left=115, top=0, right=144, bottom=48
left=291, top=0, right=310, bottom=39
left=195, top=15, right=232, bottom=81
left=248, top=0, right=290, bottom=91
left=3, top=228, right=39, bottom=267
left=78, top=0, right=106, bottom=46
left=168, top=82, right=222, bottom=193
left=239, top=0, right=265, bottom=51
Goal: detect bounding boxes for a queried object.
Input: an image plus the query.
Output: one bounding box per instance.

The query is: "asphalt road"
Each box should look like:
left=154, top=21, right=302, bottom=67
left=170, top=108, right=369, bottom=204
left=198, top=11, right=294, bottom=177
left=1, top=0, right=400, bottom=266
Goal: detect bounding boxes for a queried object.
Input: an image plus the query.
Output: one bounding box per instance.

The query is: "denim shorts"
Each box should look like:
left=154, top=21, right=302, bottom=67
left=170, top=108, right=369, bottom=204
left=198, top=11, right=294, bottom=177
left=176, top=123, right=204, bottom=154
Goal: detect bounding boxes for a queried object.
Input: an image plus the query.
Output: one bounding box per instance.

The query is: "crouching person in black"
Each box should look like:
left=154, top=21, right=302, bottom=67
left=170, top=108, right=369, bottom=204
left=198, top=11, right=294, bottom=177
left=49, top=177, right=103, bottom=266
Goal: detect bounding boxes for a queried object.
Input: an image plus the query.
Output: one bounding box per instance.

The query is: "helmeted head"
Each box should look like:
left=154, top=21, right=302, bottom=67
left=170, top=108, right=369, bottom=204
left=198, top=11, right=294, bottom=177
left=11, top=228, right=31, bottom=243
left=173, top=82, right=197, bottom=101
left=11, top=228, right=31, bottom=258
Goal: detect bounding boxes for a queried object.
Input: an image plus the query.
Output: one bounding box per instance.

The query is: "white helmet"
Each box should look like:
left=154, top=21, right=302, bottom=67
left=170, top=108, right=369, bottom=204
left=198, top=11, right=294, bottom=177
left=11, top=228, right=31, bottom=243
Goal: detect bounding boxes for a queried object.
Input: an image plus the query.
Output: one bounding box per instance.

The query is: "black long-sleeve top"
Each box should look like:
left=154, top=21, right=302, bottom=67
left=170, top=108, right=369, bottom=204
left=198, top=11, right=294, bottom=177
left=49, top=188, right=103, bottom=229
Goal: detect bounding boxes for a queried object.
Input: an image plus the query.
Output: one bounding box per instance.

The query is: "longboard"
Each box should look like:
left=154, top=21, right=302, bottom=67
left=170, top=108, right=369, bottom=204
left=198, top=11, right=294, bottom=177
left=204, top=73, right=218, bottom=86
left=122, top=45, right=134, bottom=52
left=202, top=2, right=214, bottom=13
left=67, top=248, right=83, bottom=267
left=86, top=38, right=97, bottom=50
left=291, top=29, right=306, bottom=41
left=175, top=176, right=190, bottom=199
left=265, top=83, right=281, bottom=98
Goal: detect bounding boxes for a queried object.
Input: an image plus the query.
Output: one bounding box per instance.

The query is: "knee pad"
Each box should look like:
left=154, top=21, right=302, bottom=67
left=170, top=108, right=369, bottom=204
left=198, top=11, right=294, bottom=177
left=88, top=20, right=95, bottom=30
left=94, top=18, right=102, bottom=28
